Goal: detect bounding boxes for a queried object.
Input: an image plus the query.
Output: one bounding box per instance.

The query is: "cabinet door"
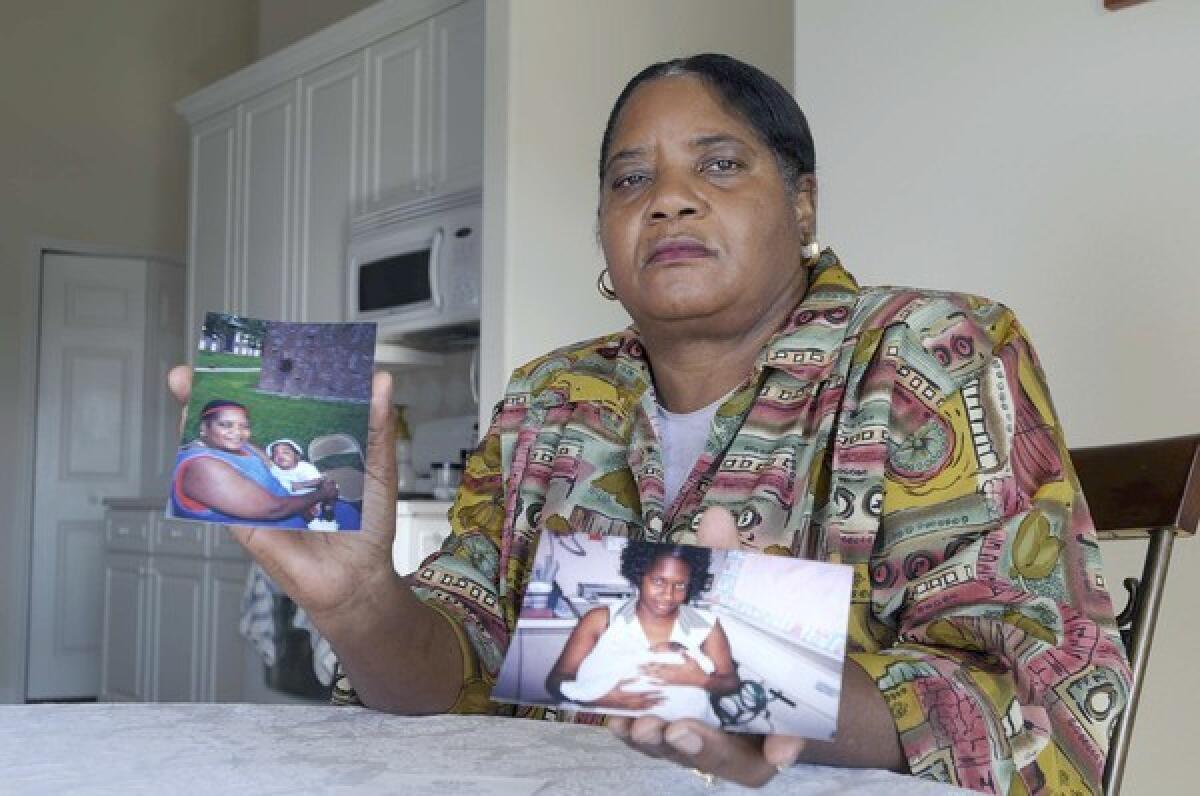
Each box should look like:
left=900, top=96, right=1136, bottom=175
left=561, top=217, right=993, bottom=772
left=100, top=552, right=149, bottom=701
left=188, top=108, right=240, bottom=347
left=296, top=52, right=366, bottom=322
left=240, top=82, right=299, bottom=320
left=205, top=560, right=250, bottom=702
left=395, top=509, right=451, bottom=575
left=431, top=0, right=484, bottom=191
left=147, top=556, right=206, bottom=701
left=366, top=21, right=432, bottom=204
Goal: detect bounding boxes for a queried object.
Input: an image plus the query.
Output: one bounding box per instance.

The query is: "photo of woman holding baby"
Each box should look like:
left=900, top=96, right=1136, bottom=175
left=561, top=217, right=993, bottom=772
left=170, top=399, right=360, bottom=530
left=545, top=541, right=739, bottom=723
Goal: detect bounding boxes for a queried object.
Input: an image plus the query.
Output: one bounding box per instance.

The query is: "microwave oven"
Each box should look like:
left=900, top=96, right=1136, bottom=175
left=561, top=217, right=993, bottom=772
left=346, top=187, right=482, bottom=344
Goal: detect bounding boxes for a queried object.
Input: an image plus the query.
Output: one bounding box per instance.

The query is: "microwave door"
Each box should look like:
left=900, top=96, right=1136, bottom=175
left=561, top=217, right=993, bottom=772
left=355, top=227, right=444, bottom=319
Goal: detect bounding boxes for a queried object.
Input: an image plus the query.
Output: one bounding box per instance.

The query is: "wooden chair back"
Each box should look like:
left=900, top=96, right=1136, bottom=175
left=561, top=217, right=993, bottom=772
left=1069, top=434, right=1200, bottom=796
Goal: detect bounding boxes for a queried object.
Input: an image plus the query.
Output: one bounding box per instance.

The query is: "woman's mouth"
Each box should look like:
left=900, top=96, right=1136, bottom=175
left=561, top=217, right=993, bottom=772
left=645, top=238, right=716, bottom=266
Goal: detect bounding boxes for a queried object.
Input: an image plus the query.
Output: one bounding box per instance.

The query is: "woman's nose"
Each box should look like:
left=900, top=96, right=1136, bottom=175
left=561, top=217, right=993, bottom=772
left=646, top=171, right=706, bottom=223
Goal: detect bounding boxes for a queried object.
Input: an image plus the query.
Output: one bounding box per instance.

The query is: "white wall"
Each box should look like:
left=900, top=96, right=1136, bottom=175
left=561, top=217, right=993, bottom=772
left=792, top=1, right=1200, bottom=792
left=480, top=0, right=795, bottom=417
left=255, top=0, right=377, bottom=58
left=0, top=0, right=256, bottom=702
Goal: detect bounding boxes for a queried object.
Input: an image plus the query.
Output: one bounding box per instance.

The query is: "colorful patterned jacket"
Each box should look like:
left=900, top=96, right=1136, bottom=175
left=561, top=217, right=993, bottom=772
left=338, top=251, right=1130, bottom=794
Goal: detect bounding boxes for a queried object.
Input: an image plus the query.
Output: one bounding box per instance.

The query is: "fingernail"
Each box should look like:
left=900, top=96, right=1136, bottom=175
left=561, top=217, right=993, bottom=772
left=766, top=742, right=804, bottom=770
left=664, top=727, right=703, bottom=756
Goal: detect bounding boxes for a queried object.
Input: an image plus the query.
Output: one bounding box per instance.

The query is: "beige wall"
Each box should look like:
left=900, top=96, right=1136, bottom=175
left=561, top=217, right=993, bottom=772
left=255, top=0, right=377, bottom=58
left=791, top=0, right=1200, bottom=792
left=0, top=0, right=256, bottom=701
left=479, top=0, right=795, bottom=415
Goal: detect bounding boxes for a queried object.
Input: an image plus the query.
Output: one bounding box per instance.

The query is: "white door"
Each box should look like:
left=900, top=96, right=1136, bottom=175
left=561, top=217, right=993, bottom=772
left=27, top=252, right=147, bottom=699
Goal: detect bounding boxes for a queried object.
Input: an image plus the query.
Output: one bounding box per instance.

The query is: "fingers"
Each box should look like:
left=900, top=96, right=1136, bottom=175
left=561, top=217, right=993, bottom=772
left=762, top=733, right=806, bottom=770
left=361, top=370, right=398, bottom=536
left=611, top=717, right=778, bottom=787
left=696, top=506, right=740, bottom=550
left=168, top=365, right=192, bottom=404
left=368, top=370, right=395, bottom=433
left=168, top=365, right=193, bottom=438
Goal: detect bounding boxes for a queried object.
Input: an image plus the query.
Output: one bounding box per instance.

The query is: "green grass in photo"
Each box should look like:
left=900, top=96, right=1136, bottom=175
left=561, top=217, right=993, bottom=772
left=196, top=350, right=262, bottom=369
left=185, top=371, right=368, bottom=464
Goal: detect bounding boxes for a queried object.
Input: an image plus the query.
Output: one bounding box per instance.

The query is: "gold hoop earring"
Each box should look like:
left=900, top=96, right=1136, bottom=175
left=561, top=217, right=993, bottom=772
left=597, top=268, right=618, bottom=300
left=800, top=240, right=821, bottom=266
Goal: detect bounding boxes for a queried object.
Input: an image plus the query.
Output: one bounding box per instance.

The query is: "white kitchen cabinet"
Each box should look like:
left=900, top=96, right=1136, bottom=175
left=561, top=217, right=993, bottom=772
left=186, top=107, right=240, bottom=342
left=147, top=555, right=206, bottom=701
left=100, top=551, right=150, bottom=702
left=240, top=82, right=299, bottom=321
left=393, top=499, right=453, bottom=575
left=364, top=0, right=484, bottom=204
left=206, top=560, right=252, bottom=701
left=431, top=0, right=485, bottom=192
left=296, top=52, right=366, bottom=322
left=178, top=0, right=481, bottom=331
left=100, top=507, right=250, bottom=703
left=366, top=21, right=432, bottom=206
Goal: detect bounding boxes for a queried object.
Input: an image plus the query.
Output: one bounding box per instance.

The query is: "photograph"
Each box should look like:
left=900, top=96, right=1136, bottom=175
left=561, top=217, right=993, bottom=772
left=493, top=532, right=854, bottom=741
left=166, top=312, right=376, bottom=532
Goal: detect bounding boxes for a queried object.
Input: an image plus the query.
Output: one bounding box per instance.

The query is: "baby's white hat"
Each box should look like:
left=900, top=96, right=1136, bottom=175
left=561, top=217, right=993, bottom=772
left=267, top=438, right=303, bottom=458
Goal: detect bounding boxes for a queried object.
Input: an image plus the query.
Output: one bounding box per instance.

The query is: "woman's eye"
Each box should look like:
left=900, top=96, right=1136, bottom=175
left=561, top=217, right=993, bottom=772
left=703, top=158, right=742, bottom=174
left=611, top=172, right=648, bottom=191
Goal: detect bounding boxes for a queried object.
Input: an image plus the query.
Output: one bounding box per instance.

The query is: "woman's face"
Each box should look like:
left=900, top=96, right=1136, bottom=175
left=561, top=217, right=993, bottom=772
left=638, top=556, right=693, bottom=619
left=200, top=407, right=250, bottom=452
left=598, top=75, right=815, bottom=337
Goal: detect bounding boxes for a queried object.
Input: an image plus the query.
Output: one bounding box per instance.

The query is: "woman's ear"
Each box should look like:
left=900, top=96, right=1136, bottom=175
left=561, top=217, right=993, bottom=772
left=793, top=173, right=818, bottom=242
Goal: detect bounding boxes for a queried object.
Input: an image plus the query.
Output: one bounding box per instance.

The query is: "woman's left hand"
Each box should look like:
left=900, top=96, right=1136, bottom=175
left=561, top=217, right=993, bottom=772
left=639, top=653, right=707, bottom=687
left=608, top=507, right=805, bottom=786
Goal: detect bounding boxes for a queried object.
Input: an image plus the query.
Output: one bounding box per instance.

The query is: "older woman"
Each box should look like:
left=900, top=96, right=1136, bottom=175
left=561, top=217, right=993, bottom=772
left=171, top=54, right=1129, bottom=793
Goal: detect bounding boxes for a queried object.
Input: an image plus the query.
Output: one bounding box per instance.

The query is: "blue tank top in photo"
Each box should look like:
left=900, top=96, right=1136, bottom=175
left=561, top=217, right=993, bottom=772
left=170, top=444, right=308, bottom=529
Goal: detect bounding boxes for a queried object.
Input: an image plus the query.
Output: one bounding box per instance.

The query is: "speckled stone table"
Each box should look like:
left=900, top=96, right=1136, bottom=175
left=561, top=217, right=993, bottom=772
left=0, top=703, right=973, bottom=795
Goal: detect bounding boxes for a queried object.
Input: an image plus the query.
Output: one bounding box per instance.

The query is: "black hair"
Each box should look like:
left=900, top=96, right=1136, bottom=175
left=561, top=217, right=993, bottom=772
left=199, top=399, right=248, bottom=424
left=598, top=53, right=815, bottom=196
left=619, top=540, right=711, bottom=603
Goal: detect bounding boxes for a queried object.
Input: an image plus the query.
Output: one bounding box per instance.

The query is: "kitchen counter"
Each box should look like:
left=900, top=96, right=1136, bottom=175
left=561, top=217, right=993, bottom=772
left=102, top=496, right=166, bottom=511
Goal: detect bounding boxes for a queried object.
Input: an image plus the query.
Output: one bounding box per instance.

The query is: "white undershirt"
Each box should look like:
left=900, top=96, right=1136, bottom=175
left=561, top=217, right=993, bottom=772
left=654, top=397, right=723, bottom=508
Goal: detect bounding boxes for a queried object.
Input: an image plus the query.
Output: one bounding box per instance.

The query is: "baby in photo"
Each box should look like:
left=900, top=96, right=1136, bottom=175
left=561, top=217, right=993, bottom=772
left=267, top=439, right=335, bottom=531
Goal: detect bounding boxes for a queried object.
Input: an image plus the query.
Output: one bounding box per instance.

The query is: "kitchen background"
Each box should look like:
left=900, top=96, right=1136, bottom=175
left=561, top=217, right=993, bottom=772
left=2, top=2, right=1197, bottom=792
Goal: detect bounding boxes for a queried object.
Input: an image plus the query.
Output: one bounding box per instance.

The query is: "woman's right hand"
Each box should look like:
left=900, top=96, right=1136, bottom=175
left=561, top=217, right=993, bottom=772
left=168, top=366, right=398, bottom=621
